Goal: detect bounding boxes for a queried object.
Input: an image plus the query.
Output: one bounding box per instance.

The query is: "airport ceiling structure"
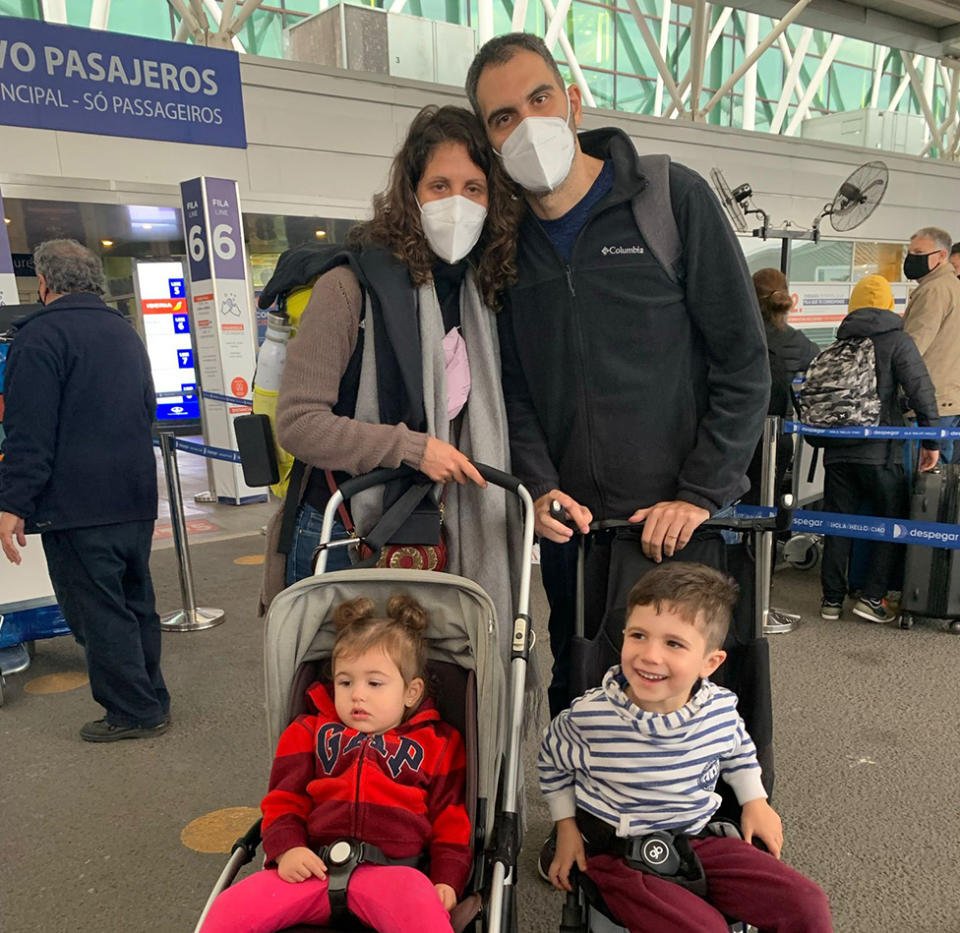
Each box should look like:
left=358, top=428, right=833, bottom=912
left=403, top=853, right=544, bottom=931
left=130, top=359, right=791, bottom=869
left=27, top=0, right=960, bottom=158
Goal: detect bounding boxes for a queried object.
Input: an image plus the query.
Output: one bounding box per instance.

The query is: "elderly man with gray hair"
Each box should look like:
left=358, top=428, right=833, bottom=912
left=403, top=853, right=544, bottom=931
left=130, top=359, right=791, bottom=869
left=902, top=226, right=960, bottom=462
left=0, top=239, right=169, bottom=741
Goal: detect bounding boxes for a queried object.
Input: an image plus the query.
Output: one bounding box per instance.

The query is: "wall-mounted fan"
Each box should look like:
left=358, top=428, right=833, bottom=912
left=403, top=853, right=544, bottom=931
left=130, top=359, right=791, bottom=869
left=710, top=159, right=889, bottom=276
left=710, top=168, right=749, bottom=233
left=816, top=160, right=889, bottom=233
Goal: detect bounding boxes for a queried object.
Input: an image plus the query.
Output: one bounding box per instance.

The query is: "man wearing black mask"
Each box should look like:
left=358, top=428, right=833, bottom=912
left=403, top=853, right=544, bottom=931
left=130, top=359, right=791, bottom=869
left=902, top=227, right=960, bottom=463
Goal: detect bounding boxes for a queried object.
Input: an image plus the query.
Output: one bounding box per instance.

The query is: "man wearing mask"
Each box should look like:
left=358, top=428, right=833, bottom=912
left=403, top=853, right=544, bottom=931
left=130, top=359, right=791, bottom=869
left=902, top=227, right=960, bottom=463
left=0, top=239, right=169, bottom=741
left=465, top=34, right=770, bottom=717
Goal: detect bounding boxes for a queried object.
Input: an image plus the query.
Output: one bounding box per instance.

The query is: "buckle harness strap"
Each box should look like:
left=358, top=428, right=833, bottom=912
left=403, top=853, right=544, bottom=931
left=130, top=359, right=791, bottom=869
left=575, top=808, right=709, bottom=898
left=316, top=838, right=421, bottom=925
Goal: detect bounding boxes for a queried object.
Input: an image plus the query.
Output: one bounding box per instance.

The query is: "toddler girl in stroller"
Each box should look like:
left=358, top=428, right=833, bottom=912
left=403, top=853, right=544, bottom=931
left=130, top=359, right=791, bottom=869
left=200, top=593, right=471, bottom=933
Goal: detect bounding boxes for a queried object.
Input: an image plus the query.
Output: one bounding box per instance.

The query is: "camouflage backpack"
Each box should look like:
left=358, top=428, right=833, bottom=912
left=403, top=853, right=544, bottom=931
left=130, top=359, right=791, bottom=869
left=799, top=337, right=882, bottom=434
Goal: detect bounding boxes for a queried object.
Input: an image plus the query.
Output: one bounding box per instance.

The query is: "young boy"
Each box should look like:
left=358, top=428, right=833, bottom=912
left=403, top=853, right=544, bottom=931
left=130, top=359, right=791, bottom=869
left=539, top=562, right=832, bottom=932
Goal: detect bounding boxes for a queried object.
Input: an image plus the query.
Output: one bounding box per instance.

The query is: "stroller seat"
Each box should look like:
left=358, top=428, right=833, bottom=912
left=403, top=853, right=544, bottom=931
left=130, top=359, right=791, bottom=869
left=274, top=657, right=482, bottom=933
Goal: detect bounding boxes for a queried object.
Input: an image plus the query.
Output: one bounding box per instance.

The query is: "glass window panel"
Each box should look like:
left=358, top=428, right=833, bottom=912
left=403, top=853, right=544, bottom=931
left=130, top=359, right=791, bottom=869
left=1, top=0, right=42, bottom=16
left=616, top=12, right=656, bottom=79
left=615, top=73, right=655, bottom=114
left=829, top=62, right=871, bottom=111
left=835, top=37, right=874, bottom=68
left=241, top=8, right=284, bottom=57
left=790, top=240, right=853, bottom=282
left=107, top=0, right=174, bottom=40
left=565, top=1, right=615, bottom=72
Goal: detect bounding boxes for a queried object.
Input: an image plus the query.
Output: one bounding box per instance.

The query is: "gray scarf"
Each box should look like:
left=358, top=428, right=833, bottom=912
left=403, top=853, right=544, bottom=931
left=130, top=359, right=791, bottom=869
left=351, top=271, right=522, bottom=669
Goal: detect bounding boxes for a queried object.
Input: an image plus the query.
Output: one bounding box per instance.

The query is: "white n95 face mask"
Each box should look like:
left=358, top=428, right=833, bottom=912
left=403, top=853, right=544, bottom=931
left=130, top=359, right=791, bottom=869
left=419, top=195, right=488, bottom=264
left=498, top=91, right=575, bottom=194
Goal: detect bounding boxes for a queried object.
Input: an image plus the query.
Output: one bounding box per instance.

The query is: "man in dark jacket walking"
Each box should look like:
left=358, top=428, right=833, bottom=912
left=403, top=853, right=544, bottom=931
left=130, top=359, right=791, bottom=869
left=0, top=239, right=169, bottom=741
left=466, top=34, right=769, bottom=715
left=817, top=275, right=939, bottom=624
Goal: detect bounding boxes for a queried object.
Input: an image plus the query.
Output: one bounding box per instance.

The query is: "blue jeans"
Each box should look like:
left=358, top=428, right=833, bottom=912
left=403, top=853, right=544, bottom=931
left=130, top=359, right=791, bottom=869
left=285, top=502, right=353, bottom=586
left=939, top=414, right=960, bottom=464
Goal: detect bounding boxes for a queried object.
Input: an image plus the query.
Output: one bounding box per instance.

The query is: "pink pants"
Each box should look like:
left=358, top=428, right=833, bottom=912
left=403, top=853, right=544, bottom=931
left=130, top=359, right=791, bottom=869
left=587, top=836, right=833, bottom=933
left=199, top=864, right=455, bottom=933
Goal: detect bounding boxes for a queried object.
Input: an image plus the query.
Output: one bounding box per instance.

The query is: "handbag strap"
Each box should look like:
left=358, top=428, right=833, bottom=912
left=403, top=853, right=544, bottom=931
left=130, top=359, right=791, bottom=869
left=352, top=482, right=435, bottom=568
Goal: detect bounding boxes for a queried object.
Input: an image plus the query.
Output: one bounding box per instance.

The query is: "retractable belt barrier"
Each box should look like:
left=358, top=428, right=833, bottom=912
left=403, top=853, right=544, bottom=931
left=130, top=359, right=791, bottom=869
left=784, top=421, right=960, bottom=441
left=152, top=435, right=243, bottom=464
left=731, top=505, right=960, bottom=550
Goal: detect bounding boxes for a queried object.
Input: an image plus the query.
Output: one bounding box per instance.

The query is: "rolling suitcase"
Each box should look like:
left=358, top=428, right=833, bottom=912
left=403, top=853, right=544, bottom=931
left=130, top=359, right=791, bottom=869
left=901, top=464, right=960, bottom=633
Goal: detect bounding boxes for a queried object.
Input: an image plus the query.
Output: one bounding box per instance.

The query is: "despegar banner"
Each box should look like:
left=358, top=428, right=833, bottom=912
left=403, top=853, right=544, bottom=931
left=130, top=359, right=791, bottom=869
left=0, top=15, right=246, bottom=148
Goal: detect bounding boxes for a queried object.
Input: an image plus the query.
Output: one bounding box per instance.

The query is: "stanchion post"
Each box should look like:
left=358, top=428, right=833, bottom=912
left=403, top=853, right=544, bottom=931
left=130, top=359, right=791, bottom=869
left=760, top=416, right=802, bottom=634
left=158, top=432, right=226, bottom=632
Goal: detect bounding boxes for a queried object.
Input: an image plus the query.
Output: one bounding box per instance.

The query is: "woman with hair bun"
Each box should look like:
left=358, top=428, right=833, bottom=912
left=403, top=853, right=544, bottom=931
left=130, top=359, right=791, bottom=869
left=201, top=593, right=470, bottom=933
left=743, top=269, right=819, bottom=505
left=752, top=268, right=819, bottom=380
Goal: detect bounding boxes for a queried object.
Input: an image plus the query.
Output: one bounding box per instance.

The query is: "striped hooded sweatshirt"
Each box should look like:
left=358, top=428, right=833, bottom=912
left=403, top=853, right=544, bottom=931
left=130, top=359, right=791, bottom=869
left=261, top=682, right=472, bottom=895
left=538, top=668, right=766, bottom=838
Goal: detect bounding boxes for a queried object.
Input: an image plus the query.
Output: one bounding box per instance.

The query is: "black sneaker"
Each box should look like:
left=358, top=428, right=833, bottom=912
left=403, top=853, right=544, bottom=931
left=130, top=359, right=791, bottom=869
left=537, top=828, right=557, bottom=883
left=820, top=599, right=843, bottom=621
left=853, top=598, right=898, bottom=624
left=80, top=717, right=170, bottom=743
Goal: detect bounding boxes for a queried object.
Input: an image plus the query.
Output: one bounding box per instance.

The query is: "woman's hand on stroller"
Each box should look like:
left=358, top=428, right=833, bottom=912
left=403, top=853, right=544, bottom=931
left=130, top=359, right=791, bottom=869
left=549, top=818, right=588, bottom=892
left=276, top=846, right=329, bottom=883
left=537, top=492, right=592, bottom=542
left=434, top=882, right=457, bottom=911
left=420, top=437, right=487, bottom=487
left=740, top=798, right=784, bottom=859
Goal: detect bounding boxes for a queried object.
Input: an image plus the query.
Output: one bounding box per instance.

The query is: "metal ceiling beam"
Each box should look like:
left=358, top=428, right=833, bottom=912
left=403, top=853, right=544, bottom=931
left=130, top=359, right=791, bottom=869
left=663, top=7, right=733, bottom=119
left=624, top=0, right=686, bottom=113
left=741, top=11, right=759, bottom=130
left=544, top=0, right=575, bottom=55
left=770, top=26, right=812, bottom=133
left=688, top=0, right=709, bottom=119
left=718, top=0, right=955, bottom=58
left=653, top=0, right=673, bottom=115
left=902, top=52, right=946, bottom=144
left=538, top=0, right=598, bottom=107
left=784, top=31, right=844, bottom=133
left=701, top=0, right=815, bottom=117
left=89, top=0, right=111, bottom=30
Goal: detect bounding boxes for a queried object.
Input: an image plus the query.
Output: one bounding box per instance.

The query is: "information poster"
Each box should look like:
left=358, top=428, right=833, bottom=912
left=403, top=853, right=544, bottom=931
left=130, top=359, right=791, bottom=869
left=133, top=259, right=198, bottom=423
left=180, top=176, right=261, bottom=504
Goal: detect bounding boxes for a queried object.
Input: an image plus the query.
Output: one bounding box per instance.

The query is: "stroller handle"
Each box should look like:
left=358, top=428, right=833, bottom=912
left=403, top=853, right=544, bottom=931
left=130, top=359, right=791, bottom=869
left=549, top=501, right=776, bottom=534
left=336, top=463, right=524, bottom=501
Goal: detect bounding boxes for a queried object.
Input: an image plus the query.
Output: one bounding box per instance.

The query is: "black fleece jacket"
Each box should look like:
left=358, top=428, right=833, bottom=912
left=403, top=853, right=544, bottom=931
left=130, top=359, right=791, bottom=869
left=824, top=306, right=939, bottom=466
left=497, top=128, right=769, bottom=518
left=0, top=293, right=157, bottom=532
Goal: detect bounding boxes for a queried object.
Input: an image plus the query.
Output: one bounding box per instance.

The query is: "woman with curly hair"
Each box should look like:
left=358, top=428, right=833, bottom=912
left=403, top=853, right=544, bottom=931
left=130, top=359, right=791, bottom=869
left=262, top=105, right=522, bottom=635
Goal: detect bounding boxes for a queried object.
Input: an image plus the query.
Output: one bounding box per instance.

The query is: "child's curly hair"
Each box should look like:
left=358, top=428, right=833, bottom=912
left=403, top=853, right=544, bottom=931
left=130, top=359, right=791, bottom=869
left=332, top=594, right=429, bottom=685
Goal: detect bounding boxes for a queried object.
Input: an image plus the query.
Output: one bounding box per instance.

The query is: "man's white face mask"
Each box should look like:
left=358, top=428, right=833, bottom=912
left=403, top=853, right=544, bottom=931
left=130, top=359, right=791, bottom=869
left=419, top=194, right=488, bottom=264
left=496, top=90, right=575, bottom=194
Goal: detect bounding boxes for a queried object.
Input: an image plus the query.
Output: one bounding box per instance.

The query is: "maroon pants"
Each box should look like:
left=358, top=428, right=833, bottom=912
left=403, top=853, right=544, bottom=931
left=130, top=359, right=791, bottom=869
left=587, top=836, right=832, bottom=933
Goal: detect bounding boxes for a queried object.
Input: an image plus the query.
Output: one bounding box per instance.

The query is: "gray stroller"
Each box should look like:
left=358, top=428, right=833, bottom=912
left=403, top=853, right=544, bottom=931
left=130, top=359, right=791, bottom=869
left=195, top=465, right=536, bottom=933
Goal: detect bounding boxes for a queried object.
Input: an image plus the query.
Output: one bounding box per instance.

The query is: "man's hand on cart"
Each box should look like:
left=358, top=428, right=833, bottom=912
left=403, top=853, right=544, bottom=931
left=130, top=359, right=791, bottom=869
left=536, top=491, right=592, bottom=542
left=0, top=511, right=26, bottom=565
left=628, top=500, right=710, bottom=563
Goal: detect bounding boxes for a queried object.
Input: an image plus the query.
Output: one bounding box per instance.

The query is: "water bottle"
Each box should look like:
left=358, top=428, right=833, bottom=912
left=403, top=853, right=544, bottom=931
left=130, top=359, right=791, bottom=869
left=254, top=313, right=290, bottom=393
